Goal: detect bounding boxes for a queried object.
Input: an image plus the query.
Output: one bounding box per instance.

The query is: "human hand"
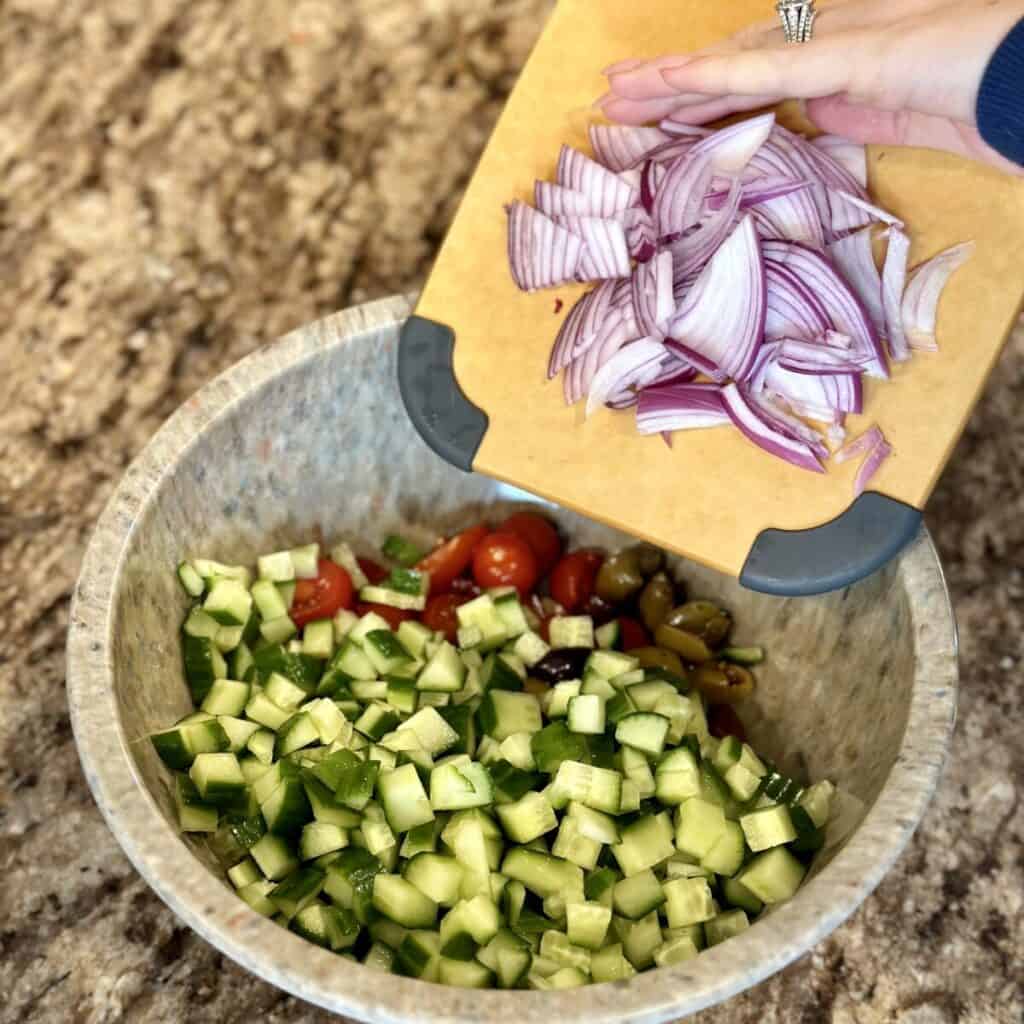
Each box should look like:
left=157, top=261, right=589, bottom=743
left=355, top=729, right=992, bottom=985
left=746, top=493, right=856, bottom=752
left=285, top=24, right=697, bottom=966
left=598, top=0, right=1024, bottom=173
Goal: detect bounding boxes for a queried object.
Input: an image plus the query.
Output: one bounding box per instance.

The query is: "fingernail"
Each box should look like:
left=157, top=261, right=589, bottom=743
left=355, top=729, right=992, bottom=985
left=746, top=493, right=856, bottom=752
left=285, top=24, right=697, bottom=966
left=593, top=92, right=613, bottom=110
left=603, top=58, right=644, bottom=76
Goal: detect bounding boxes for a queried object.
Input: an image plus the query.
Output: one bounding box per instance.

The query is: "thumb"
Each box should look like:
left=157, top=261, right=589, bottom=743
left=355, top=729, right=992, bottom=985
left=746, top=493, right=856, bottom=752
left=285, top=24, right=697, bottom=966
left=805, top=95, right=1024, bottom=174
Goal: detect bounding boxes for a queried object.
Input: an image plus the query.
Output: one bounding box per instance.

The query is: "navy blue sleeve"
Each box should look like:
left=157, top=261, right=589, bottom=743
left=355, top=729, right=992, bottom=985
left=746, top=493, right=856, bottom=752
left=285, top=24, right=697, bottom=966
left=976, top=15, right=1024, bottom=166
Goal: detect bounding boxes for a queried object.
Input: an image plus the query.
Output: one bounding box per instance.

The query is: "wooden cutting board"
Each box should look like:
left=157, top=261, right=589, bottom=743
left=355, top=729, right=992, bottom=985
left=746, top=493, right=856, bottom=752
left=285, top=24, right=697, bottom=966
left=398, top=0, right=1024, bottom=595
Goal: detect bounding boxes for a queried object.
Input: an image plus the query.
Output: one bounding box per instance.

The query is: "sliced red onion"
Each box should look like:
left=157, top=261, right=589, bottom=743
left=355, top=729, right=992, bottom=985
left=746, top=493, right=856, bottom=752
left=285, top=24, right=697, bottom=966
left=585, top=338, right=666, bottom=417
left=689, top=112, right=775, bottom=175
left=854, top=435, right=893, bottom=495
left=622, top=207, right=657, bottom=262
left=742, top=177, right=813, bottom=208
left=636, top=382, right=729, bottom=434
left=721, top=383, right=825, bottom=473
left=881, top=228, right=912, bottom=362
left=536, top=182, right=627, bottom=218
left=548, top=290, right=588, bottom=379
left=555, top=216, right=632, bottom=280
left=764, top=258, right=832, bottom=340
left=507, top=201, right=584, bottom=292
left=811, top=135, right=868, bottom=190
left=670, top=177, right=743, bottom=285
left=749, top=185, right=825, bottom=248
left=748, top=391, right=829, bottom=461
left=640, top=160, right=665, bottom=214
left=565, top=299, right=644, bottom=405
left=901, top=241, right=975, bottom=351
left=758, top=129, right=834, bottom=230
left=589, top=124, right=672, bottom=172
left=646, top=356, right=698, bottom=388
left=763, top=239, right=888, bottom=378
left=785, top=129, right=869, bottom=200
left=831, top=190, right=903, bottom=229
left=658, top=119, right=713, bottom=138
left=834, top=424, right=885, bottom=464
left=777, top=338, right=863, bottom=374
left=632, top=250, right=675, bottom=338
left=827, top=227, right=885, bottom=332
left=653, top=152, right=714, bottom=241
left=664, top=338, right=725, bottom=380
left=557, top=145, right=638, bottom=211
left=764, top=359, right=863, bottom=414
left=661, top=431, right=673, bottom=448
left=665, top=216, right=765, bottom=381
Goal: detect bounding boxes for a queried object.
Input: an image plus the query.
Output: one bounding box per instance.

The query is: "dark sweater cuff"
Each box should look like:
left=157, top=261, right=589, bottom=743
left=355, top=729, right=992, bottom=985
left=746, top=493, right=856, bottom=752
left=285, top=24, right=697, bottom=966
left=977, top=15, right=1024, bottom=166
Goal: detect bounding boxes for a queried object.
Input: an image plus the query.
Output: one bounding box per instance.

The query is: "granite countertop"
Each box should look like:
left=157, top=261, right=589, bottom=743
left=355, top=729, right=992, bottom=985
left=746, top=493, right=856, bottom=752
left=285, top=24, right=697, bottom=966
left=1, top=2, right=1021, bottom=1022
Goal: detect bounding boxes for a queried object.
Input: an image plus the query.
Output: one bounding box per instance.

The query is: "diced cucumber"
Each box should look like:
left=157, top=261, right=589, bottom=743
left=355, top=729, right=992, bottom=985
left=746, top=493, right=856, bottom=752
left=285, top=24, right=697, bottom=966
left=653, top=934, right=700, bottom=966
left=189, top=752, right=246, bottom=808
left=398, top=707, right=459, bottom=756
left=721, top=645, right=764, bottom=665
left=286, top=543, right=319, bottom=579
left=360, top=583, right=427, bottom=612
left=618, top=910, right=662, bottom=969
left=676, top=797, right=728, bottom=860
left=663, top=876, right=716, bottom=928
left=594, top=620, right=621, bottom=651
left=354, top=702, right=400, bottom=742
left=203, top=578, right=253, bottom=626
left=269, top=865, right=325, bottom=919
left=251, top=833, right=300, bottom=881
left=378, top=763, right=435, bottom=833
left=329, top=542, right=368, bottom=588
left=580, top=672, right=616, bottom=700
left=615, top=713, right=670, bottom=757
left=512, top=630, right=549, bottom=668
left=496, top=791, right=558, bottom=843
left=218, top=715, right=261, bottom=754
left=439, top=956, right=494, bottom=988
left=544, top=680, right=581, bottom=719
left=430, top=761, right=493, bottom=811
left=701, top=820, right=746, bottom=877
left=181, top=634, right=227, bottom=704
left=456, top=595, right=508, bottom=651
left=738, top=846, right=806, bottom=904
left=478, top=690, right=543, bottom=741
left=704, top=909, right=750, bottom=946
left=655, top=746, right=701, bottom=806
left=261, top=774, right=313, bottom=836
left=501, top=848, right=584, bottom=901
left=227, top=858, right=262, bottom=889
left=301, top=619, right=335, bottom=660
left=151, top=718, right=230, bottom=771
left=613, top=870, right=666, bottom=920
left=373, top=873, right=438, bottom=928
left=721, top=875, right=764, bottom=915
left=586, top=650, right=638, bottom=680
left=798, top=780, right=835, bottom=828
left=200, top=678, right=250, bottom=717
left=611, top=813, right=675, bottom=877
left=251, top=579, right=288, bottom=622
left=403, top=853, right=464, bottom=907
left=323, top=846, right=383, bottom=924
left=590, top=942, right=635, bottom=982
left=300, top=822, right=349, bottom=860
left=741, top=804, right=797, bottom=852
left=173, top=774, right=219, bottom=832
left=567, top=694, right=605, bottom=735
left=551, top=816, right=601, bottom=869
left=260, top=615, right=297, bottom=645
left=548, top=616, right=594, bottom=649
left=274, top=713, right=320, bottom=759
left=724, top=744, right=768, bottom=801
left=362, top=630, right=414, bottom=675
left=551, top=760, right=623, bottom=815
left=628, top=680, right=678, bottom=712
left=478, top=928, right=532, bottom=988
left=417, top=641, right=467, bottom=692
left=364, top=941, right=396, bottom=971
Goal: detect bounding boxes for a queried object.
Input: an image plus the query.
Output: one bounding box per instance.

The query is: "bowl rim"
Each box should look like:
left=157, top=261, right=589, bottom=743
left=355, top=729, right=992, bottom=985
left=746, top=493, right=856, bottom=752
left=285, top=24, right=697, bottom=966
left=67, top=294, right=958, bottom=1023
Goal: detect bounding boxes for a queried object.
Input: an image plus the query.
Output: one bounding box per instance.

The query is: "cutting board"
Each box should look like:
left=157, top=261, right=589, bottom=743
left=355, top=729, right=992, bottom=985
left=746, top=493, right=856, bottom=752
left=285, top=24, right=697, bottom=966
left=397, top=0, right=1024, bottom=595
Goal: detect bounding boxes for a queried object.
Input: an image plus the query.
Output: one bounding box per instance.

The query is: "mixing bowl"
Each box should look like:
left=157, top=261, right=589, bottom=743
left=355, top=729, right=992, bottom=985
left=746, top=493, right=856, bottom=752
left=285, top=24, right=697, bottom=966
left=66, top=294, right=957, bottom=1022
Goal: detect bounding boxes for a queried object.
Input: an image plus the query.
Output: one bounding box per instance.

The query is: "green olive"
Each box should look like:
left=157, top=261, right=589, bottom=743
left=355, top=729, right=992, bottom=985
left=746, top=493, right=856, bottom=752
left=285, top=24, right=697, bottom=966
left=629, top=646, right=685, bottom=676
left=638, top=572, right=675, bottom=632
left=594, top=548, right=645, bottom=603
left=664, top=600, right=733, bottom=649
left=654, top=623, right=714, bottom=663
left=631, top=543, right=664, bottom=577
left=690, top=662, right=755, bottom=704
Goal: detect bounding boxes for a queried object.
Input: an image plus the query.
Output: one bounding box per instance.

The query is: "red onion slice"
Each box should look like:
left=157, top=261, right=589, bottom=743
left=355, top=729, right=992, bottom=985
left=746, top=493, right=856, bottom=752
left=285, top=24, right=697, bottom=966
left=748, top=391, right=829, bottom=460
left=763, top=239, right=888, bottom=378
left=827, top=227, right=884, bottom=333
left=764, top=258, right=832, bottom=340
left=558, top=145, right=638, bottom=211
left=670, top=177, right=743, bottom=285
left=535, top=181, right=631, bottom=218
left=690, top=113, right=775, bottom=175
left=722, top=383, right=825, bottom=473
left=588, top=124, right=672, bottom=172
left=901, top=241, right=975, bottom=351
left=834, top=424, right=885, bottom=464
left=554, top=216, right=632, bottom=280
left=548, top=290, right=588, bottom=378
left=811, top=135, right=868, bottom=190
left=763, top=358, right=863, bottom=415
left=750, top=186, right=825, bottom=248
left=631, top=250, right=675, bottom=338
left=585, top=338, right=666, bottom=417
left=831, top=190, right=903, bottom=229
left=654, top=152, right=714, bottom=241
left=636, top=382, right=729, bottom=434
left=666, top=216, right=765, bottom=381
left=507, top=201, right=584, bottom=292
left=659, top=119, right=713, bottom=138
left=854, top=435, right=893, bottom=495
left=881, top=228, right=912, bottom=362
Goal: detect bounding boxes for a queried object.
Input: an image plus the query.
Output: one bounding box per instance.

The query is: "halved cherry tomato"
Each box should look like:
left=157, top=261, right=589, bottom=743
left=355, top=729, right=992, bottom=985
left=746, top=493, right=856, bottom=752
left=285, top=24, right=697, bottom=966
left=498, top=512, right=562, bottom=577
left=472, top=532, right=539, bottom=596
left=549, top=550, right=603, bottom=613
left=618, top=616, right=651, bottom=651
left=291, top=559, right=354, bottom=627
left=422, top=593, right=469, bottom=643
left=708, top=704, right=748, bottom=743
left=417, top=525, right=489, bottom=594
left=357, top=557, right=388, bottom=585
left=355, top=602, right=416, bottom=631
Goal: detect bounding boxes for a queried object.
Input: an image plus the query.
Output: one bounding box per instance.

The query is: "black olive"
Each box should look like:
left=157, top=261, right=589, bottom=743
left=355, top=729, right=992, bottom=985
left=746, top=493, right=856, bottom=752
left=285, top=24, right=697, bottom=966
left=533, top=647, right=592, bottom=683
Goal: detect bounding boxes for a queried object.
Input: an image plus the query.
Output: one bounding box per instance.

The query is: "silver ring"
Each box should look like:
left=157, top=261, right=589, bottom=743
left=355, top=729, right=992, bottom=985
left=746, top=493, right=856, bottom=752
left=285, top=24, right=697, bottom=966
left=776, top=0, right=817, bottom=43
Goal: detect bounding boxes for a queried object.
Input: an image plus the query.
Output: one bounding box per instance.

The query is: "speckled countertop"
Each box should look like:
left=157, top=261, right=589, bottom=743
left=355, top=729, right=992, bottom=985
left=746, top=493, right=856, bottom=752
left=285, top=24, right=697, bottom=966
left=0, top=2, right=1021, bottom=1022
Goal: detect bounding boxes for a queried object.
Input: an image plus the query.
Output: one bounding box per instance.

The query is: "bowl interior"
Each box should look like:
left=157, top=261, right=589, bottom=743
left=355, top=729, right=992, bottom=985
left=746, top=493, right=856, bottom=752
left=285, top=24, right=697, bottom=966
left=73, top=297, right=955, bottom=1023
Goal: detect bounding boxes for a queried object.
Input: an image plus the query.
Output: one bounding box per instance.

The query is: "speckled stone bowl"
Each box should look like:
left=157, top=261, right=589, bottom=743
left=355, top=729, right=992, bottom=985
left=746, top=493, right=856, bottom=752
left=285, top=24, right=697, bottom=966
left=67, top=294, right=957, bottom=1023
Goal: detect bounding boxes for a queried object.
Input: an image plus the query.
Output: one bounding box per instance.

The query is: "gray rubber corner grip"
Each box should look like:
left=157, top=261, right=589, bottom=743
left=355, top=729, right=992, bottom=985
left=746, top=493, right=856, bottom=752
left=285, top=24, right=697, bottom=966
left=740, top=491, right=923, bottom=597
left=397, top=315, right=489, bottom=473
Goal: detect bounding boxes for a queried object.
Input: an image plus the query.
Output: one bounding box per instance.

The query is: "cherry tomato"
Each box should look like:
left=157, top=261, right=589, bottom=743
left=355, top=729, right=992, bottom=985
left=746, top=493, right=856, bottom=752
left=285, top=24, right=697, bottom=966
left=291, top=559, right=354, bottom=627
left=708, top=704, right=748, bottom=743
left=356, top=602, right=416, bottom=631
left=417, top=525, right=489, bottom=594
left=618, top=616, right=651, bottom=651
left=357, top=557, right=388, bottom=585
left=472, top=532, right=539, bottom=596
left=549, top=550, right=603, bottom=613
left=498, top=512, right=562, bottom=577
left=422, top=593, right=469, bottom=643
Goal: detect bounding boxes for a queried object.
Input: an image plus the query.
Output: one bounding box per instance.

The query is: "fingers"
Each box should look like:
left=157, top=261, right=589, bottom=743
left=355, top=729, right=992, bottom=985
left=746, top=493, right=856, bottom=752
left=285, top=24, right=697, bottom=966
left=596, top=92, right=713, bottom=126
left=805, top=95, right=1024, bottom=175
left=659, top=94, right=785, bottom=126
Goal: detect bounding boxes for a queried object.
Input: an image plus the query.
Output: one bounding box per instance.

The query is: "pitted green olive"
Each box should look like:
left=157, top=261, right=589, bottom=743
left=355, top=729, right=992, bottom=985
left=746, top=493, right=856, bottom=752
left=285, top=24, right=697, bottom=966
left=629, top=646, right=685, bottom=676
left=638, top=572, right=675, bottom=632
left=664, top=600, right=732, bottom=649
left=594, top=548, right=645, bottom=603
left=653, top=623, right=714, bottom=663
left=690, top=662, right=755, bottom=704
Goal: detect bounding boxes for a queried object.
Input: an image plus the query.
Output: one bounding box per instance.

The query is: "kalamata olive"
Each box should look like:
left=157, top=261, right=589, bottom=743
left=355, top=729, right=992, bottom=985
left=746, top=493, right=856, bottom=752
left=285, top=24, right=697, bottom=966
left=594, top=548, right=645, bottom=603
left=628, top=646, right=685, bottom=676
left=582, top=592, right=617, bottom=625
left=707, top=703, right=747, bottom=741
left=664, top=600, right=733, bottom=649
left=638, top=572, right=675, bottom=632
left=533, top=647, right=591, bottom=683
left=690, top=662, right=755, bottom=704
left=654, top=623, right=714, bottom=663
